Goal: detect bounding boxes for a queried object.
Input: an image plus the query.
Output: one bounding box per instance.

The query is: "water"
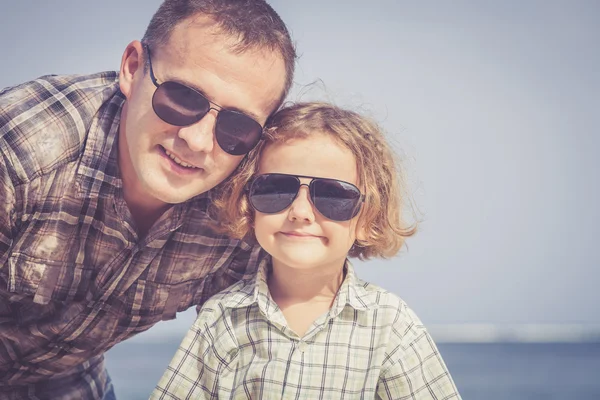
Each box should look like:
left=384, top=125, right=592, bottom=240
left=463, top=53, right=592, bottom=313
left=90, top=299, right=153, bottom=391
left=439, top=343, right=600, bottom=399
left=105, top=341, right=600, bottom=399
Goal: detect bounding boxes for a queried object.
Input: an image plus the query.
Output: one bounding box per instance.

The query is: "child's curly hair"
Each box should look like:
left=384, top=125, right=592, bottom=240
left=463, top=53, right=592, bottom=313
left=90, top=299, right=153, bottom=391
left=211, top=102, right=417, bottom=260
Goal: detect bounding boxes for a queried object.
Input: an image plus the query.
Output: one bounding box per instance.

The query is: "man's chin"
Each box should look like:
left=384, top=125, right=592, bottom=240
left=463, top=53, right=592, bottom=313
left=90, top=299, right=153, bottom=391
left=155, top=192, right=200, bottom=205
left=153, top=185, right=212, bottom=204
left=141, top=177, right=206, bottom=204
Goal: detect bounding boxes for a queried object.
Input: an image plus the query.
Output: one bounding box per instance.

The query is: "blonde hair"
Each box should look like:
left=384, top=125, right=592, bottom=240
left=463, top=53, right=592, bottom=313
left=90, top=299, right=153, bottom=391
left=212, top=102, right=417, bottom=260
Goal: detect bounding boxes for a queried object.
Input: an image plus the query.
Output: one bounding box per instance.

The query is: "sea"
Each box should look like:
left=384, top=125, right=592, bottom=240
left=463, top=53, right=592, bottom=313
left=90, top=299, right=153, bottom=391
left=105, top=340, right=600, bottom=399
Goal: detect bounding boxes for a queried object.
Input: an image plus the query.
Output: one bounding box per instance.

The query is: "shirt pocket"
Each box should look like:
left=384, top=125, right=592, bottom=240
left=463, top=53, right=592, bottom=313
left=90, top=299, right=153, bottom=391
left=5, top=252, right=95, bottom=305
left=116, top=276, right=208, bottom=330
left=2, top=253, right=121, bottom=368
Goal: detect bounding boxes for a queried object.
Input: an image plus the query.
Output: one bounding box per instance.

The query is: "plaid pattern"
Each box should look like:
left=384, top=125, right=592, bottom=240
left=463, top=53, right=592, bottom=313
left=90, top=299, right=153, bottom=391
left=0, top=73, right=264, bottom=400
left=152, top=258, right=461, bottom=399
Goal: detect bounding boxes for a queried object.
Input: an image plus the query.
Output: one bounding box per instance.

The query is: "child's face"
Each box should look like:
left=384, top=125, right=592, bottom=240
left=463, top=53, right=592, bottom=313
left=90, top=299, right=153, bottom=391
left=253, top=134, right=362, bottom=271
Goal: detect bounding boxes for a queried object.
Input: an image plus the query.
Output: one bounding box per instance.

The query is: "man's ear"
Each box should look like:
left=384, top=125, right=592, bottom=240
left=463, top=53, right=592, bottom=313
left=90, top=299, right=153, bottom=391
left=119, top=40, right=144, bottom=99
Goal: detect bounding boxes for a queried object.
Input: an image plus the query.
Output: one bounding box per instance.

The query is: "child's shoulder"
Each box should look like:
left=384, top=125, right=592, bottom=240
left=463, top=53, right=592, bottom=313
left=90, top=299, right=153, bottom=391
left=355, top=276, right=405, bottom=308
left=355, top=277, right=428, bottom=333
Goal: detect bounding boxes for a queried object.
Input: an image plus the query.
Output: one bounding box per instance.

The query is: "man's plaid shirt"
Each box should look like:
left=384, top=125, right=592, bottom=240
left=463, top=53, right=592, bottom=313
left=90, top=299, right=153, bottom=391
left=0, top=72, right=264, bottom=399
left=152, top=258, right=461, bottom=399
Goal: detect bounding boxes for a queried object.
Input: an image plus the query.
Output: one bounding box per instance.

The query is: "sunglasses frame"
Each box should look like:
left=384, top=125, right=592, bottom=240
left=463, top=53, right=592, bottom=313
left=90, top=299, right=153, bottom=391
left=143, top=44, right=264, bottom=155
left=248, top=173, right=365, bottom=222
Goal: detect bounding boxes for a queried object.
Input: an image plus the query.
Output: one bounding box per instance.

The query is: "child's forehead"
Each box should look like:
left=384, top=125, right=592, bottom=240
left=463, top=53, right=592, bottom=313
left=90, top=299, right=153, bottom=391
left=258, top=135, right=359, bottom=184
left=261, top=134, right=350, bottom=161
left=264, top=132, right=344, bottom=152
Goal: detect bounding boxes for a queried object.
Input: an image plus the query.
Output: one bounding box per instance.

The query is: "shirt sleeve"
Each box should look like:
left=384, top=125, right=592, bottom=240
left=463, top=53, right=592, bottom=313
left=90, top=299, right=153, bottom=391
left=152, top=300, right=237, bottom=400
left=195, top=244, right=263, bottom=311
left=0, top=148, right=16, bottom=266
left=376, top=304, right=462, bottom=400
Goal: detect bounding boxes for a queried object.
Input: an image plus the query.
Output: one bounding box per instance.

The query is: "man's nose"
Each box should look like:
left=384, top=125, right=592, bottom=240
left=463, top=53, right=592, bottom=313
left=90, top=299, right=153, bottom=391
left=177, top=111, right=217, bottom=153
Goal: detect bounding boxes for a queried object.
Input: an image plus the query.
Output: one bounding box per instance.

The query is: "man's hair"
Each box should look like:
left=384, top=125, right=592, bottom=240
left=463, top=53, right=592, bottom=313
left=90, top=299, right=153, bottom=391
left=211, top=102, right=418, bottom=260
left=142, top=0, right=296, bottom=107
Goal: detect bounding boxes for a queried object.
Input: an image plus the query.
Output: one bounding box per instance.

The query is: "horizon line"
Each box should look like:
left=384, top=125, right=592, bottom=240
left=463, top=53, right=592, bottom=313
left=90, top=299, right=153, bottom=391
left=127, top=323, right=600, bottom=344
left=427, top=323, right=600, bottom=343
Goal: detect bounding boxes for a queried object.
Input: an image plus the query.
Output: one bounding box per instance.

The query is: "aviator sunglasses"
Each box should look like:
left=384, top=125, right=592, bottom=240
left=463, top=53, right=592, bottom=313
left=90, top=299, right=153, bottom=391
left=248, top=173, right=365, bottom=222
left=144, top=44, right=264, bottom=156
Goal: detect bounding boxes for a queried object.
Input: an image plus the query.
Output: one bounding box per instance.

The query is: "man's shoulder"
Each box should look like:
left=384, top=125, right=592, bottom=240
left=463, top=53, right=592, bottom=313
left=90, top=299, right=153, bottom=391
left=194, top=279, right=253, bottom=326
left=204, top=279, right=253, bottom=310
left=0, top=71, right=120, bottom=124
left=0, top=71, right=118, bottom=94
left=0, top=71, right=121, bottom=184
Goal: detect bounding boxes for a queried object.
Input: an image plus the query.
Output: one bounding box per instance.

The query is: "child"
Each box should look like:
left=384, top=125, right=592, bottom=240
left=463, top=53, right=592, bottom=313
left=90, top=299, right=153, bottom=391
left=151, top=103, right=461, bottom=399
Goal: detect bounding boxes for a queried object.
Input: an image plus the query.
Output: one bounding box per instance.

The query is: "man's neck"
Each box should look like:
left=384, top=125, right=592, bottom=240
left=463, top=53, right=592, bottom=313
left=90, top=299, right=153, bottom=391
left=117, top=111, right=172, bottom=237
left=122, top=183, right=171, bottom=238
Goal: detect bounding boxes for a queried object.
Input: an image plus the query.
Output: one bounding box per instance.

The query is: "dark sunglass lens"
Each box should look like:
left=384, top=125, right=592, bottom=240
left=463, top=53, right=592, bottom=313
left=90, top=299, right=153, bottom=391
left=249, top=174, right=300, bottom=214
left=153, top=81, right=210, bottom=126
left=311, top=179, right=362, bottom=221
left=215, top=111, right=263, bottom=156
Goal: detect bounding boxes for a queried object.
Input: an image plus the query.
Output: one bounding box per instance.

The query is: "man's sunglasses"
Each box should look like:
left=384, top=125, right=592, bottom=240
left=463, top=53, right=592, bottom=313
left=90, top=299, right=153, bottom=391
left=248, top=173, right=365, bottom=222
left=144, top=44, right=264, bottom=156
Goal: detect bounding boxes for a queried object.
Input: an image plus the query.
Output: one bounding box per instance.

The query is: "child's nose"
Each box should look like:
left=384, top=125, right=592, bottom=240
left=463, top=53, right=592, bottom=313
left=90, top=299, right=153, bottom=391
left=287, top=186, right=315, bottom=222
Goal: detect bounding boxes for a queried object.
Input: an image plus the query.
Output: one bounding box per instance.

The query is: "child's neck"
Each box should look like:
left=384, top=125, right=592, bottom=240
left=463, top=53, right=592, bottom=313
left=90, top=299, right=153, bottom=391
left=267, top=258, right=346, bottom=337
left=268, top=258, right=346, bottom=303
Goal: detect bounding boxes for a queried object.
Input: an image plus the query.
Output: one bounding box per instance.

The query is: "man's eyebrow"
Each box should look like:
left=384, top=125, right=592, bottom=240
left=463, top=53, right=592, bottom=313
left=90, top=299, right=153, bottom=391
left=169, top=77, right=264, bottom=124
left=226, top=106, right=263, bottom=124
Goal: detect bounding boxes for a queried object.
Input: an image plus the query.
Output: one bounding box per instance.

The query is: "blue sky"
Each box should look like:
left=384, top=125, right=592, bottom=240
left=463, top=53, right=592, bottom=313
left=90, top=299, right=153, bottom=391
left=1, top=1, right=598, bottom=327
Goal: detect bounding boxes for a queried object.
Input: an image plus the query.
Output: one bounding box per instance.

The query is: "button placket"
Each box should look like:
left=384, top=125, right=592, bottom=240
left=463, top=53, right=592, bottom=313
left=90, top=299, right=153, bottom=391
left=297, top=341, right=307, bottom=353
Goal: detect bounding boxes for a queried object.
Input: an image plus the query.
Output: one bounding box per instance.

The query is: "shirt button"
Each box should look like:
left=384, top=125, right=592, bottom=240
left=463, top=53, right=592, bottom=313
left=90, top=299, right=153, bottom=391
left=298, top=341, right=307, bottom=352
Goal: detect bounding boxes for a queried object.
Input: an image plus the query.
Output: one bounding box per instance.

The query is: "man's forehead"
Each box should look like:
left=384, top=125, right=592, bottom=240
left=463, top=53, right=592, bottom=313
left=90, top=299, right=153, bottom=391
left=167, top=14, right=246, bottom=56
left=153, top=18, right=286, bottom=122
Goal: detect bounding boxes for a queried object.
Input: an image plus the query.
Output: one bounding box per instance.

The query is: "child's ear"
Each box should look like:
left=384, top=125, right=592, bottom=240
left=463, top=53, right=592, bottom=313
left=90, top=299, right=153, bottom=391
left=355, top=221, right=369, bottom=242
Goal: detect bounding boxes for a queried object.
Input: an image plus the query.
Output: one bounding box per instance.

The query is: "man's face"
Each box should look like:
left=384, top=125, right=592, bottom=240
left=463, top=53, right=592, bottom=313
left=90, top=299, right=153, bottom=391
left=118, top=17, right=287, bottom=206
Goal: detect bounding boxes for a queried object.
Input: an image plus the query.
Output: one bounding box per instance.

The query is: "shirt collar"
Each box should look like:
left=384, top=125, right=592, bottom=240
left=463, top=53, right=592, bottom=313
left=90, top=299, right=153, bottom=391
left=224, top=257, right=377, bottom=316
left=222, top=256, right=276, bottom=315
left=75, top=83, right=125, bottom=199
left=329, top=260, right=377, bottom=315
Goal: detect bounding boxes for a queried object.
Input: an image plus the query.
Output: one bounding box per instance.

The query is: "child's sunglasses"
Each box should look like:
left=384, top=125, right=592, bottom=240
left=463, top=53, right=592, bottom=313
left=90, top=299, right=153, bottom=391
left=248, top=173, right=365, bottom=222
left=144, top=44, right=264, bottom=156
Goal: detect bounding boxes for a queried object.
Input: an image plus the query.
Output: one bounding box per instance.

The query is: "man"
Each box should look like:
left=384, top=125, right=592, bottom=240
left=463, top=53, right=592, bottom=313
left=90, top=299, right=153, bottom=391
left=0, top=0, right=295, bottom=398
